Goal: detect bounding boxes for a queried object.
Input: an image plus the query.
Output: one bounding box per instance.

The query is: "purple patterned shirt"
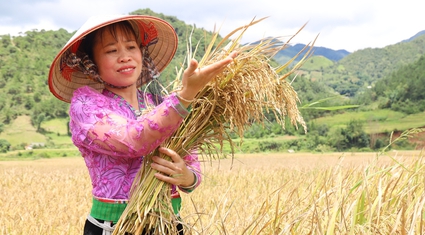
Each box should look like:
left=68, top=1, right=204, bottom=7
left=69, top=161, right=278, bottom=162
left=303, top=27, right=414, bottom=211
left=69, top=86, right=201, bottom=200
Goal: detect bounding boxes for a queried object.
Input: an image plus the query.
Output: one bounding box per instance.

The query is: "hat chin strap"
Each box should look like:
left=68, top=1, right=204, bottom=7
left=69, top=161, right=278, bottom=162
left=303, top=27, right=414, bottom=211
left=100, top=78, right=135, bottom=89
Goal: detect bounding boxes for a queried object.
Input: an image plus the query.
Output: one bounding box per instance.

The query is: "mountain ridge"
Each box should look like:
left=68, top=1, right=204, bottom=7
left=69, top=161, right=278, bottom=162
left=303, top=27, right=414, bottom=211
left=276, top=29, right=425, bottom=63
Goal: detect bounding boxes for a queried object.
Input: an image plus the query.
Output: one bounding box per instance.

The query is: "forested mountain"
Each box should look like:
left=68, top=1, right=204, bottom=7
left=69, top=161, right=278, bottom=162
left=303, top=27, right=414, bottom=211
left=1, top=7, right=425, bottom=129
left=274, top=43, right=350, bottom=63
left=296, top=34, right=425, bottom=97
left=0, top=28, right=71, bottom=124
left=370, top=54, right=425, bottom=114
left=339, top=35, right=425, bottom=82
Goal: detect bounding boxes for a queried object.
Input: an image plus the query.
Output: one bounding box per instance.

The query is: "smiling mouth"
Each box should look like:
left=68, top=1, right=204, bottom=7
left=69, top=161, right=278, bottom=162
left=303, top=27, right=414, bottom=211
left=118, top=67, right=134, bottom=72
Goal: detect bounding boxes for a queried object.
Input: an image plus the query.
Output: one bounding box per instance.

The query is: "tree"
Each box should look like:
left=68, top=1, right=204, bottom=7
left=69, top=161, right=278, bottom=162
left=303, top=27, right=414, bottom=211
left=0, top=139, right=11, bottom=153
left=35, top=113, right=45, bottom=132
left=340, top=119, right=370, bottom=149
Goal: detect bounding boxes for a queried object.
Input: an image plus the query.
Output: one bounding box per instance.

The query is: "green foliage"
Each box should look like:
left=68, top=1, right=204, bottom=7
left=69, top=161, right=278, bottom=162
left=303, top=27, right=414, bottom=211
left=309, top=109, right=425, bottom=134
left=0, top=139, right=11, bottom=153
left=338, top=119, right=370, bottom=150
left=258, top=141, right=283, bottom=152
left=372, top=55, right=425, bottom=114
left=0, top=28, right=72, bottom=124
left=301, top=118, right=399, bottom=152
left=300, top=56, right=334, bottom=71
left=34, top=113, right=45, bottom=132
left=291, top=75, right=347, bottom=120
left=298, top=34, right=425, bottom=98
left=0, top=148, right=81, bottom=160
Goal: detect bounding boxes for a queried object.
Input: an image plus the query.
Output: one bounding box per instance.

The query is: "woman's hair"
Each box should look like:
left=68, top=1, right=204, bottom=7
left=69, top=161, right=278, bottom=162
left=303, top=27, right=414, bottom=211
left=79, top=21, right=138, bottom=60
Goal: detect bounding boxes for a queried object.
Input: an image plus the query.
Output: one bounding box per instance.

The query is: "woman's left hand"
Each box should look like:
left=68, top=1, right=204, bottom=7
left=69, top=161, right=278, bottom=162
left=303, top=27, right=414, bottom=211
left=177, top=51, right=238, bottom=107
left=151, top=147, right=195, bottom=187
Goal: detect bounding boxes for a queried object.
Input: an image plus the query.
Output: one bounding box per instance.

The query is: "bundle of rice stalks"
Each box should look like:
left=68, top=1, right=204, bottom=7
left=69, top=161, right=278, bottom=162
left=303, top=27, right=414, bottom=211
left=112, top=18, right=316, bottom=234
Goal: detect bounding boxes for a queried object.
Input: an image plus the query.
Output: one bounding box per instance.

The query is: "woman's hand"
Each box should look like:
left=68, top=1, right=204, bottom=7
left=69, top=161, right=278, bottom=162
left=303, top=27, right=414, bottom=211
left=151, top=147, right=195, bottom=187
left=177, top=51, right=238, bottom=106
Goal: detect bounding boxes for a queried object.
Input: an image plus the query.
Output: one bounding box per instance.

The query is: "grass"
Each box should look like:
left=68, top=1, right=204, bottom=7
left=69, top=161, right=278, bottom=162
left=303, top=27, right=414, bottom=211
left=300, top=56, right=334, bottom=71
left=41, top=118, right=69, bottom=136
left=0, top=116, right=46, bottom=146
left=0, top=116, right=73, bottom=148
left=312, top=109, right=425, bottom=133
left=0, top=148, right=80, bottom=161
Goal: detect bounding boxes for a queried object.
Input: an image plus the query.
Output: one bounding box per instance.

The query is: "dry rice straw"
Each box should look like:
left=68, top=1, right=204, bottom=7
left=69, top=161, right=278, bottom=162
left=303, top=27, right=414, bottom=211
left=112, top=17, right=316, bottom=234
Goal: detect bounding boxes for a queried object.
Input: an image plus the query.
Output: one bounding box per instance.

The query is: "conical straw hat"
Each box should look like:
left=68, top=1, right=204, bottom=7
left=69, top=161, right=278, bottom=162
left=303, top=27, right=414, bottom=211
left=48, top=15, right=178, bottom=103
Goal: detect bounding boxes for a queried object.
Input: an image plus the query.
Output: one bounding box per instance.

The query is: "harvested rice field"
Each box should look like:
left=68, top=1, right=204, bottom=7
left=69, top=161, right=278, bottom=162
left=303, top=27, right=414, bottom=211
left=1, top=150, right=424, bottom=234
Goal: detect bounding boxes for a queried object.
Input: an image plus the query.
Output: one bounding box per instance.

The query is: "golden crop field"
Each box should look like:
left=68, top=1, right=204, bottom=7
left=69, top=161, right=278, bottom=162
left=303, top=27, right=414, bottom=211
left=1, top=151, right=425, bottom=235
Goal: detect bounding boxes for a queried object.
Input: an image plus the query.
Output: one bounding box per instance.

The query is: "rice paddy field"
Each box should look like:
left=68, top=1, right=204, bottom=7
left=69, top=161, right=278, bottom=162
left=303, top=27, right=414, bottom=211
left=1, top=150, right=425, bottom=234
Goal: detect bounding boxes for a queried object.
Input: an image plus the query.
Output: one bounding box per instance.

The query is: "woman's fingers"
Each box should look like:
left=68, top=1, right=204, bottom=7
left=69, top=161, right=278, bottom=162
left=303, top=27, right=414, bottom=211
left=150, top=148, right=183, bottom=175
left=202, top=52, right=237, bottom=75
left=182, top=51, right=238, bottom=93
left=158, top=147, right=184, bottom=164
left=185, top=58, right=199, bottom=75
left=151, top=147, right=194, bottom=186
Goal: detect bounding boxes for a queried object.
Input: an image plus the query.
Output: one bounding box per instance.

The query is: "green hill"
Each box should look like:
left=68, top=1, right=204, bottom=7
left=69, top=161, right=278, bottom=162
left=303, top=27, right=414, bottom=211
left=298, top=34, right=425, bottom=97
left=299, top=56, right=334, bottom=71
left=0, top=8, right=425, bottom=153
left=371, top=54, right=425, bottom=114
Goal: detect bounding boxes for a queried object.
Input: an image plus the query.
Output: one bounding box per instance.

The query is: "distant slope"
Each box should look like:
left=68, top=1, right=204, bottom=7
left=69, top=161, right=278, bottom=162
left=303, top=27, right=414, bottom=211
left=373, top=54, right=425, bottom=114
left=300, top=56, right=334, bottom=71
left=401, top=30, right=425, bottom=43
left=339, top=34, right=425, bottom=82
left=292, top=44, right=350, bottom=61
left=296, top=33, right=425, bottom=97
left=274, top=43, right=350, bottom=64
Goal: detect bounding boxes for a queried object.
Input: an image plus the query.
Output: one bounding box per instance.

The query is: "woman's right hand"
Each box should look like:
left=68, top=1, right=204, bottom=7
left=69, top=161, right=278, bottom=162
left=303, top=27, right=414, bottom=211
left=177, top=51, right=238, bottom=106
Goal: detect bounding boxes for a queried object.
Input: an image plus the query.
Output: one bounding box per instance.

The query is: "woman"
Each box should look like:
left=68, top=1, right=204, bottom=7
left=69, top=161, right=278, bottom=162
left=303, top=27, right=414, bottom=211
left=48, top=15, right=237, bottom=235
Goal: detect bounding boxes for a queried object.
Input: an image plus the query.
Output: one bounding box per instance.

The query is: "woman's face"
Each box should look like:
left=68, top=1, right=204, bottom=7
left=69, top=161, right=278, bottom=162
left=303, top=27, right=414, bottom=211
left=92, top=25, right=142, bottom=88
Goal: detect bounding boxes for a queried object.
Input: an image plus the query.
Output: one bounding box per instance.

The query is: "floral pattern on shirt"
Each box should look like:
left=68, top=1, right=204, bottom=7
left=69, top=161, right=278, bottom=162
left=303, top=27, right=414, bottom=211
left=69, top=86, right=201, bottom=199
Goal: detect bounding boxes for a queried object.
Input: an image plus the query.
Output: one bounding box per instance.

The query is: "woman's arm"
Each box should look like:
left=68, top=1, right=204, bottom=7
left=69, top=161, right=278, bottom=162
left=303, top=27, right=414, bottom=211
left=70, top=86, right=188, bottom=157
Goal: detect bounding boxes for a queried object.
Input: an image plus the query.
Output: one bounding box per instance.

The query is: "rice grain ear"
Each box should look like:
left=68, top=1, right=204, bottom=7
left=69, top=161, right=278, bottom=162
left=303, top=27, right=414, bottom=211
left=113, top=19, right=314, bottom=234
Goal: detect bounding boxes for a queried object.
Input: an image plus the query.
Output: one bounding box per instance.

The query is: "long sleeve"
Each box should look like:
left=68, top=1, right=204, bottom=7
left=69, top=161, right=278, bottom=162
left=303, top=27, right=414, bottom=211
left=69, top=86, right=191, bottom=199
left=70, top=86, right=188, bottom=158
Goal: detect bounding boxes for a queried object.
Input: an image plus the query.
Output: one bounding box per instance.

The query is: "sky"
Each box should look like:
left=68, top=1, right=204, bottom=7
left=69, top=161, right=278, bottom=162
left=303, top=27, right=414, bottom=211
left=0, top=0, right=423, bottom=53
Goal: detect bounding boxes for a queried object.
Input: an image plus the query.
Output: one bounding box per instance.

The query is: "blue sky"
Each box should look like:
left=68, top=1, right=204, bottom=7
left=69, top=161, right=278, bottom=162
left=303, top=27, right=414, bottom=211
left=0, top=0, right=423, bottom=52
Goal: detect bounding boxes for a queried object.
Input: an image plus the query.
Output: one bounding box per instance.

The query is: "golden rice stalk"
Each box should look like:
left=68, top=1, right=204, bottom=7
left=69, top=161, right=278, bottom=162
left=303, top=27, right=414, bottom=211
left=113, top=18, right=316, bottom=234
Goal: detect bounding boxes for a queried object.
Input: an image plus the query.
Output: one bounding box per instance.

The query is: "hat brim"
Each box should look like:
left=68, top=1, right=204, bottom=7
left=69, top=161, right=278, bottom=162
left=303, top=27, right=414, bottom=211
left=48, top=15, right=178, bottom=103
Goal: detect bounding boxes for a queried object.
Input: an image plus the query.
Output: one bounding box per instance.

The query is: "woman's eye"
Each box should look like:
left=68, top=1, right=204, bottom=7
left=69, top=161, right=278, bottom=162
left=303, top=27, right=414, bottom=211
left=106, top=49, right=117, bottom=54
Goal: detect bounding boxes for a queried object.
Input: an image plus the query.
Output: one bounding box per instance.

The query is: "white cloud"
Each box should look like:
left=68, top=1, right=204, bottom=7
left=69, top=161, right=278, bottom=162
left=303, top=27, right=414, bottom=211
left=0, top=0, right=423, bottom=52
